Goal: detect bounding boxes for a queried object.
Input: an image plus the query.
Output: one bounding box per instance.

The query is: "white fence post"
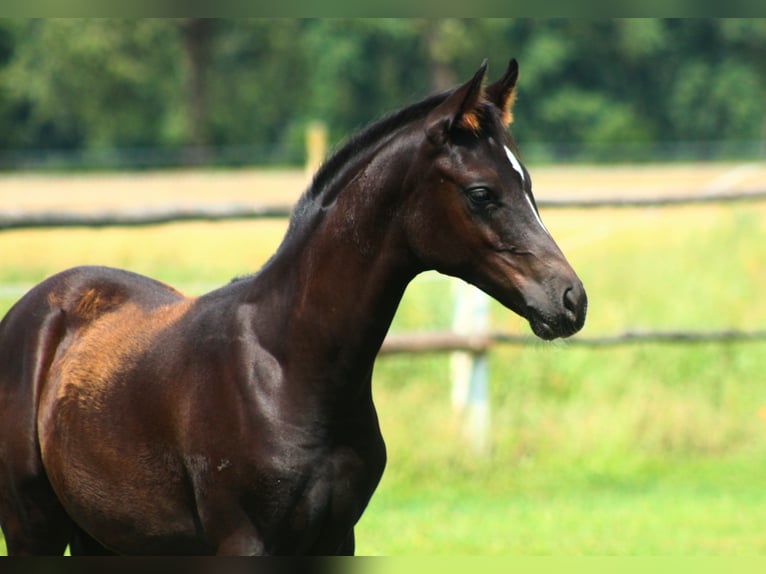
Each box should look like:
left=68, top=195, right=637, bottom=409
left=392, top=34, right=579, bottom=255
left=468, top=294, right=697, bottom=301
left=450, top=279, right=490, bottom=455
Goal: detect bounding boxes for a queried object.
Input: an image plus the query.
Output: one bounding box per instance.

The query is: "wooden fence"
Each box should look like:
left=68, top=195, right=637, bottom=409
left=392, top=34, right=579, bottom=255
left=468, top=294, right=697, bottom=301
left=2, top=189, right=766, bottom=231
left=379, top=328, right=766, bottom=354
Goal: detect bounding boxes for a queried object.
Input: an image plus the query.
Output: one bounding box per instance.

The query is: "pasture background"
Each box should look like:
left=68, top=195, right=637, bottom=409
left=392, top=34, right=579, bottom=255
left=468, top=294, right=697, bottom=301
left=1, top=164, right=766, bottom=554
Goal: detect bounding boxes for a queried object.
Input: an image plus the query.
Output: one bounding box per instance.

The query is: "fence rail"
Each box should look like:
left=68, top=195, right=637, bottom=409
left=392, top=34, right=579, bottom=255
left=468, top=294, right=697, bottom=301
left=539, top=188, right=766, bottom=209
left=0, top=204, right=292, bottom=231
left=380, top=329, right=766, bottom=355
left=2, top=189, right=766, bottom=231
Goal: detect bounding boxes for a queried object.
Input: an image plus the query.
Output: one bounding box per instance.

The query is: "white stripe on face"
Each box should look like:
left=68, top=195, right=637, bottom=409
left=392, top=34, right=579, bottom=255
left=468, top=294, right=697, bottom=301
left=504, top=145, right=525, bottom=183
left=504, top=145, right=548, bottom=234
left=523, top=188, right=549, bottom=234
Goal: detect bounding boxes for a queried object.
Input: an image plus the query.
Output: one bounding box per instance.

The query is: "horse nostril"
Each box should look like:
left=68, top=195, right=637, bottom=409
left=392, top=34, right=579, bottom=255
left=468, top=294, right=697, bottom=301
left=563, top=286, right=577, bottom=315
left=562, top=283, right=587, bottom=333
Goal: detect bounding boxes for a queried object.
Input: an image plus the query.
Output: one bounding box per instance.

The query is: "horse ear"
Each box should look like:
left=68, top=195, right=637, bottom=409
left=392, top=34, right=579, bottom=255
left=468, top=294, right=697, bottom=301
left=425, top=60, right=488, bottom=145
left=486, top=58, right=519, bottom=126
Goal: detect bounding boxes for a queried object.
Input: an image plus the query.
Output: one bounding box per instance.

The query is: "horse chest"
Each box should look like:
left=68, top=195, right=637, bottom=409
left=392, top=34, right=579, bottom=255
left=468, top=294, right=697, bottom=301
left=243, top=440, right=384, bottom=554
left=290, top=454, right=362, bottom=532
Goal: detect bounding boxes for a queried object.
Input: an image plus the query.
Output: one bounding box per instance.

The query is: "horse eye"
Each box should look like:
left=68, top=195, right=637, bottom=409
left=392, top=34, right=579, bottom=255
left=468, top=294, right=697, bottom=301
left=466, top=187, right=494, bottom=206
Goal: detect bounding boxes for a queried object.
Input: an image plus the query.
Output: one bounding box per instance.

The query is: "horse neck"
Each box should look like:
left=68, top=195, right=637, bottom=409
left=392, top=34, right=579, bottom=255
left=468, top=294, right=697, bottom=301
left=255, top=127, right=421, bottom=391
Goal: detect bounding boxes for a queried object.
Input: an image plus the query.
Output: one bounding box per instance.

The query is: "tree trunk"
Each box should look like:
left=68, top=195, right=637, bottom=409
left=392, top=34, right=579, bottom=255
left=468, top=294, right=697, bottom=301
left=422, top=20, right=458, bottom=92
left=178, top=18, right=213, bottom=165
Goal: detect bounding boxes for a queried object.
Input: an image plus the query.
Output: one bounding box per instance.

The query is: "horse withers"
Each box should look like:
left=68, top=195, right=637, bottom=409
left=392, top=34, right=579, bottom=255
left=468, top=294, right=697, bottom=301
left=0, top=58, right=586, bottom=555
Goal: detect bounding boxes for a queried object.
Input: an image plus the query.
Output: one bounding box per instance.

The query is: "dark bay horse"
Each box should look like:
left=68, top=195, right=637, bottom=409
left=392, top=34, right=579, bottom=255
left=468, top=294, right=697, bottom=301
left=0, top=59, right=586, bottom=555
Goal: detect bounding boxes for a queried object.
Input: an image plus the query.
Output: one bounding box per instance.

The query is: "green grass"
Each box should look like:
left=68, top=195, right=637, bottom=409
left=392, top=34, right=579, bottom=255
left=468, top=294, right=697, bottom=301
left=359, top=457, right=766, bottom=554
left=2, top=194, right=766, bottom=554
left=359, top=341, right=766, bottom=554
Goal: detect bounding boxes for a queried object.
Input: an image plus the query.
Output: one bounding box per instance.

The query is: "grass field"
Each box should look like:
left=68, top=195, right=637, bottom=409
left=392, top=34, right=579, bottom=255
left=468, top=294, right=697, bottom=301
left=1, top=164, right=766, bottom=555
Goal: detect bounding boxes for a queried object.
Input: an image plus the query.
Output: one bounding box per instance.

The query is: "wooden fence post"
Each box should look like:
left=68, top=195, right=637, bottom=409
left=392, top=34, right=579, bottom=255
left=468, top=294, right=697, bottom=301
left=450, top=279, right=491, bottom=455
left=305, top=121, right=327, bottom=178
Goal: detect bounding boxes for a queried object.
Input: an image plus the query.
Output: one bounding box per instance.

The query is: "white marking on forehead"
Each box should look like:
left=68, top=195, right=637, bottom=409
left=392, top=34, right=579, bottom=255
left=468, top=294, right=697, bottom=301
left=504, top=145, right=525, bottom=183
left=504, top=145, right=549, bottom=234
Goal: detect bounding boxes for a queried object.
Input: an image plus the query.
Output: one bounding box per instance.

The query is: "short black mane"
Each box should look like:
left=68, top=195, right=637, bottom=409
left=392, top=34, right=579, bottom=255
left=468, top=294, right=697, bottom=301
left=306, top=91, right=450, bottom=202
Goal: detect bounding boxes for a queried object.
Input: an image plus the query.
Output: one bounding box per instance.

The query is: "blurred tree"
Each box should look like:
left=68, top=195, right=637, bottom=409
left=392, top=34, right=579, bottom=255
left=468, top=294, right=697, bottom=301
left=501, top=20, right=653, bottom=155
left=0, top=18, right=763, bottom=166
left=643, top=19, right=765, bottom=157
left=417, top=19, right=467, bottom=91
left=204, top=19, right=310, bottom=163
left=3, top=19, right=182, bottom=150
left=177, top=18, right=214, bottom=163
left=0, top=20, right=25, bottom=150
left=303, top=19, right=428, bottom=146
left=719, top=18, right=766, bottom=144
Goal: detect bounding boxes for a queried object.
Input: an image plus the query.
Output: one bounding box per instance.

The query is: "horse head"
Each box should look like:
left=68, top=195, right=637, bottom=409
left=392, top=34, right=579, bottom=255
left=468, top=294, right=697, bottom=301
left=404, top=59, right=587, bottom=340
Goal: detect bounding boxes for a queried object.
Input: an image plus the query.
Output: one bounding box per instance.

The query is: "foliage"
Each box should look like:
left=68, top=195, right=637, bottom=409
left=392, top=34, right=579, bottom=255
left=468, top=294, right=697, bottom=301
left=1, top=20, right=182, bottom=149
left=0, top=19, right=764, bottom=167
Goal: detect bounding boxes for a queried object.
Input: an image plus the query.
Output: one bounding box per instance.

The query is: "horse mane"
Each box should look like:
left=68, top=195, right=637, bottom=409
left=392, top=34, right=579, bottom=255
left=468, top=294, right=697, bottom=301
left=274, top=83, right=502, bottom=258
left=304, top=90, right=450, bottom=207
left=236, top=92, right=461, bottom=287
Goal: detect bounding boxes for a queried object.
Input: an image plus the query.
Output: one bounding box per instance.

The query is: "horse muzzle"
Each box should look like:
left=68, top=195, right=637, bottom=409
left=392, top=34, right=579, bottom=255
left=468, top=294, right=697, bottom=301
left=526, top=279, right=587, bottom=340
